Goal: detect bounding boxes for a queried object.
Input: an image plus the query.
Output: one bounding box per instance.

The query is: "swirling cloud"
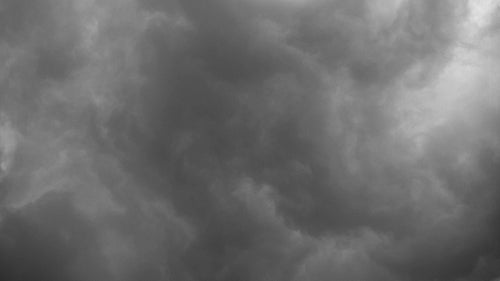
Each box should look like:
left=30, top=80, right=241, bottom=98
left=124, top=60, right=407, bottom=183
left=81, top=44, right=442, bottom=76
left=1, top=0, right=500, bottom=280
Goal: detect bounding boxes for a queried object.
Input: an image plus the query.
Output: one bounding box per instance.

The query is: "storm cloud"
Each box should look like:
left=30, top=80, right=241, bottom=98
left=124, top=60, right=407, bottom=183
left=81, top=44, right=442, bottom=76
left=1, top=0, right=500, bottom=280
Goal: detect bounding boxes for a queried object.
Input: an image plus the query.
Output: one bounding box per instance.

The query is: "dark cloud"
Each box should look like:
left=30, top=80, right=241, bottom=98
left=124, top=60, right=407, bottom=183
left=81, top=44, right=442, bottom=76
left=1, top=0, right=500, bottom=280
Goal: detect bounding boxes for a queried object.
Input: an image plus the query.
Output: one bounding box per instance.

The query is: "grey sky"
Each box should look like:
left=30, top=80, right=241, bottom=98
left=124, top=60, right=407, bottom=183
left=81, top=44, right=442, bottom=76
left=1, top=0, right=500, bottom=280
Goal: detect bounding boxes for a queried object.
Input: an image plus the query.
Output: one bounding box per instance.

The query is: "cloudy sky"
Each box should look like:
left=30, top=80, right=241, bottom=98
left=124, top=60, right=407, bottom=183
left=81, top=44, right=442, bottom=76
left=1, top=0, right=500, bottom=280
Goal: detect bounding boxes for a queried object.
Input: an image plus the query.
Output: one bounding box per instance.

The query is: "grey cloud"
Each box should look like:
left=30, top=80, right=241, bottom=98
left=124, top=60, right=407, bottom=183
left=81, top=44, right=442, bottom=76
left=1, top=0, right=500, bottom=280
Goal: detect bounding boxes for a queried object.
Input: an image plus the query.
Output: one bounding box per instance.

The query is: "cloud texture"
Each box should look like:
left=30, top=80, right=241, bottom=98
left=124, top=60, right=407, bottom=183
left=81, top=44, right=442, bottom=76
left=1, top=0, right=500, bottom=280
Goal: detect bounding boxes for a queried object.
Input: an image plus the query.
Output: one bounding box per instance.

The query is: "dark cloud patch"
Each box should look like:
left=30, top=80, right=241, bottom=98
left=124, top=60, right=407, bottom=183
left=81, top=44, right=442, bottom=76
left=0, top=0, right=49, bottom=41
left=289, top=0, right=466, bottom=86
left=1, top=0, right=500, bottom=281
left=0, top=194, right=89, bottom=281
left=115, top=1, right=500, bottom=280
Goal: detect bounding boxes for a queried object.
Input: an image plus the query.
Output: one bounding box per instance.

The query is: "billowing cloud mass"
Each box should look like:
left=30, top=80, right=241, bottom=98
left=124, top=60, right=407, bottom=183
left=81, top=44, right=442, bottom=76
left=1, top=0, right=500, bottom=280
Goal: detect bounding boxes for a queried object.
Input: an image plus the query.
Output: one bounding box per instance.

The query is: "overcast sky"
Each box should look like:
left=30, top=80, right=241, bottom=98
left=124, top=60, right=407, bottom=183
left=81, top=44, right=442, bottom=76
left=1, top=0, right=500, bottom=280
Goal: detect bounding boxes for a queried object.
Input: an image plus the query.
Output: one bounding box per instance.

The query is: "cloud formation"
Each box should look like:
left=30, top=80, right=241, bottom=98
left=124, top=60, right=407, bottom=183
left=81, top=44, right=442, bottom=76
left=1, top=0, right=500, bottom=280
